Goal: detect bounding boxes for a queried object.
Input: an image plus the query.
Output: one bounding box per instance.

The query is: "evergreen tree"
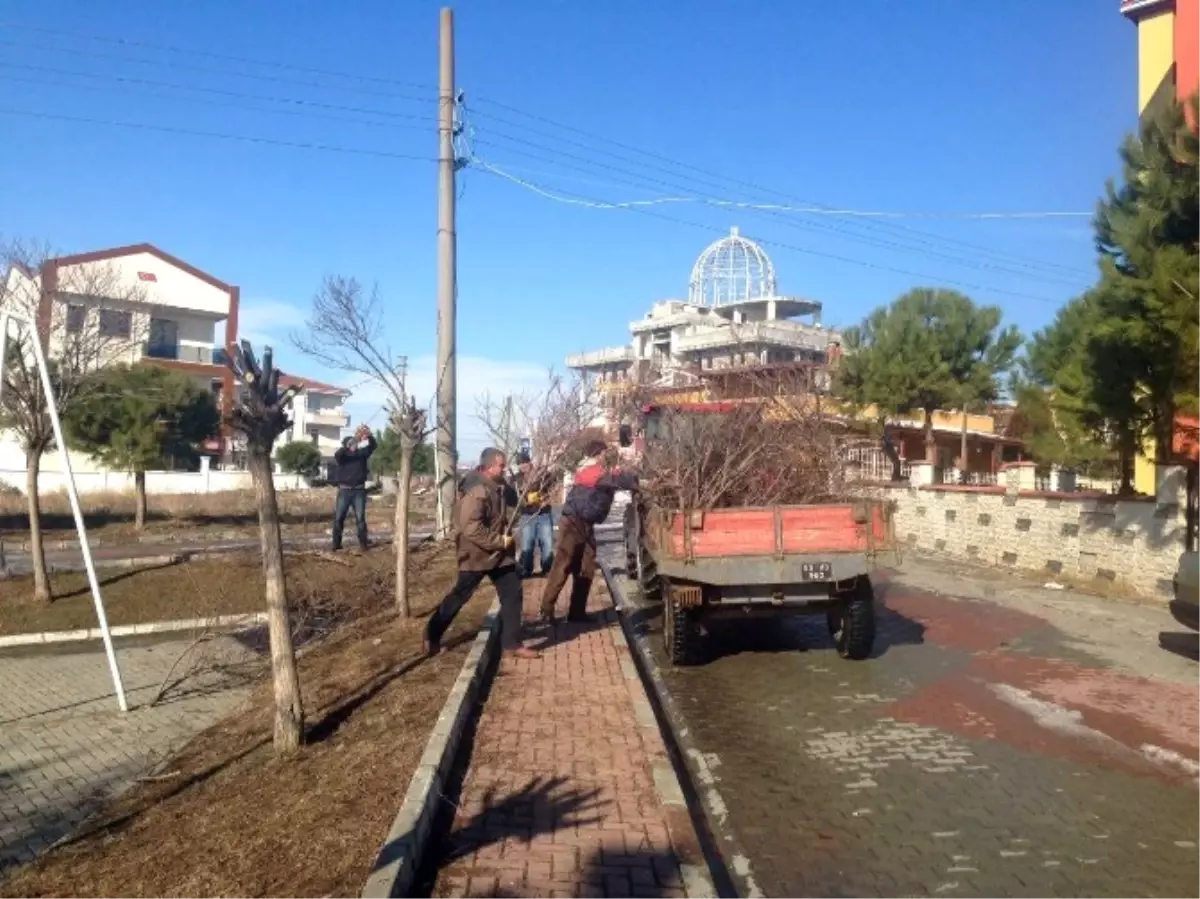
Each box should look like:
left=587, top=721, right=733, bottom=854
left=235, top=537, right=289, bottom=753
left=836, top=288, right=1020, bottom=461
left=1092, top=93, right=1199, bottom=463
left=276, top=440, right=322, bottom=478
left=66, top=364, right=220, bottom=528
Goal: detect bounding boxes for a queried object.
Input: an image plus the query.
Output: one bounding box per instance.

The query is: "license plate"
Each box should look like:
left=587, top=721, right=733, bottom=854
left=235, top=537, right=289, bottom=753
left=801, top=562, right=832, bottom=581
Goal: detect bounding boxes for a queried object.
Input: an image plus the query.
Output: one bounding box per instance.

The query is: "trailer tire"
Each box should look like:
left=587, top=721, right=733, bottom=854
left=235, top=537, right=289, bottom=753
left=662, top=581, right=698, bottom=666
left=829, top=576, right=876, bottom=660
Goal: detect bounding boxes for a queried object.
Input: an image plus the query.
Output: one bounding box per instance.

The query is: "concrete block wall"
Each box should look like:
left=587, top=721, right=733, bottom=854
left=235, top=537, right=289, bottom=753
left=860, top=464, right=1189, bottom=601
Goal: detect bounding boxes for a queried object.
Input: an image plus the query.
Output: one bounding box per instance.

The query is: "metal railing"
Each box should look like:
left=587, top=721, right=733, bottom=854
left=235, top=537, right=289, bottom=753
left=842, top=444, right=909, bottom=483
left=143, top=343, right=220, bottom=365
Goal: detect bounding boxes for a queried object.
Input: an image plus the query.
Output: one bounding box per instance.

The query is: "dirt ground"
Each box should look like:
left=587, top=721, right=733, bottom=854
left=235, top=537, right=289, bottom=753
left=0, top=543, right=493, bottom=898
left=0, top=545, right=420, bottom=636
left=0, top=487, right=435, bottom=544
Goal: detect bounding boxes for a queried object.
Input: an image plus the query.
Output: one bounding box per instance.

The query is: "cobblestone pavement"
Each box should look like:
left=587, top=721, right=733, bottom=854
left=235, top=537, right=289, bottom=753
left=426, top=580, right=699, bottom=898
left=601, top=540, right=1200, bottom=898
left=0, top=634, right=258, bottom=870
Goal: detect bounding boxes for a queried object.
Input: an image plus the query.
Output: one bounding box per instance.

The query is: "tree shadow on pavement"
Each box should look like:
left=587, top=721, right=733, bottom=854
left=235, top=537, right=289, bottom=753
left=438, top=775, right=608, bottom=867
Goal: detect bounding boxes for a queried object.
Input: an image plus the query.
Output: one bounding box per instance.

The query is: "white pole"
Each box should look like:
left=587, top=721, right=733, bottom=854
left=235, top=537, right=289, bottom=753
left=2, top=312, right=128, bottom=712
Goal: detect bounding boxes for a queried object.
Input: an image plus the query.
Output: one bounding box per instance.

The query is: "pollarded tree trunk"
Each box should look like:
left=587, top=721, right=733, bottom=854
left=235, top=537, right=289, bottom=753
left=134, top=469, right=147, bottom=530
left=923, top=408, right=936, bottom=462
left=394, top=441, right=415, bottom=618
left=25, top=450, right=50, bottom=603
left=959, top=409, right=969, bottom=484
left=247, top=444, right=304, bottom=753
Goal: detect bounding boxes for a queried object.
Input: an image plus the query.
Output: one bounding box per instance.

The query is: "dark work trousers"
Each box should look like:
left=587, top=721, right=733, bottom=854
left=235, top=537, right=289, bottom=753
left=426, top=565, right=524, bottom=651
left=332, top=486, right=368, bottom=550
left=540, top=515, right=596, bottom=620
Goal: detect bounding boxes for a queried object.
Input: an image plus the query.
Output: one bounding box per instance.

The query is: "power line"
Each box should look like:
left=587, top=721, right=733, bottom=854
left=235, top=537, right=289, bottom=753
left=0, top=71, right=435, bottom=134
left=0, top=20, right=438, bottom=92
left=0, top=39, right=435, bottom=105
left=0, top=107, right=436, bottom=161
left=0, top=61, right=437, bottom=125
left=470, top=162, right=1067, bottom=307
left=468, top=97, right=1092, bottom=280
left=468, top=140, right=1088, bottom=289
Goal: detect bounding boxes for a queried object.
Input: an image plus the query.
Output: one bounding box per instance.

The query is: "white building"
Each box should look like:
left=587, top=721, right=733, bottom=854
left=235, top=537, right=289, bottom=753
left=277, top=375, right=351, bottom=479
left=0, top=243, right=352, bottom=492
left=566, top=227, right=840, bottom=390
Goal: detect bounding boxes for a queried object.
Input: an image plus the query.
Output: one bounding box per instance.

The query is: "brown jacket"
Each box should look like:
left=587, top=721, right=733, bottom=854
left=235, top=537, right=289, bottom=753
left=455, top=470, right=518, bottom=571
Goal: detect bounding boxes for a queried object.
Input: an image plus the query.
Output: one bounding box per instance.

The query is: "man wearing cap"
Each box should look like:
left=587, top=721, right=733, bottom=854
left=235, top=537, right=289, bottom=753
left=513, top=450, right=556, bottom=578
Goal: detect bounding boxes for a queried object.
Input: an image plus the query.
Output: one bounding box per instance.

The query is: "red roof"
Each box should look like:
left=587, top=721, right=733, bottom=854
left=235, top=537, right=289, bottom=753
left=279, top=374, right=350, bottom=396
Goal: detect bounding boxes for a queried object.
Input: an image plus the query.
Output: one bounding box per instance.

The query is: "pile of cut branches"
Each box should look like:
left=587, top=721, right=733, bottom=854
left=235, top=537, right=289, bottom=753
left=637, top=368, right=848, bottom=511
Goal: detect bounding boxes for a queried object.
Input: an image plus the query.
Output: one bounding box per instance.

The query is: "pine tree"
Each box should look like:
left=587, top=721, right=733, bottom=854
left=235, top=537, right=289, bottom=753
left=836, top=288, right=1020, bottom=462
left=1093, top=94, right=1199, bottom=464
left=66, top=364, right=220, bottom=528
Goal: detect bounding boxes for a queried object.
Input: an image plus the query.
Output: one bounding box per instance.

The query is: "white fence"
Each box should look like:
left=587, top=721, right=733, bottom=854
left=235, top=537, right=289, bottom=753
left=0, top=465, right=307, bottom=496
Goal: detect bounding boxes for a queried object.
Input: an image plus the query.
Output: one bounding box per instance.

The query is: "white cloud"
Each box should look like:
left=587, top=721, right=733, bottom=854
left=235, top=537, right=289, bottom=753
left=342, top=354, right=551, bottom=463
left=218, top=298, right=308, bottom=350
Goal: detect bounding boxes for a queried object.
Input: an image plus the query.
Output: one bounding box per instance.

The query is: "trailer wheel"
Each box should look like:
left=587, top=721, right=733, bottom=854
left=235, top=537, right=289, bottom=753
left=625, top=506, right=661, bottom=601
left=662, top=581, right=698, bottom=666
left=828, top=576, right=876, bottom=660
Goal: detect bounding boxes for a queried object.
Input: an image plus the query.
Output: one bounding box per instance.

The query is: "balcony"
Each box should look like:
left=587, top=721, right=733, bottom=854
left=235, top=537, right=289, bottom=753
left=675, top=321, right=829, bottom=354
left=565, top=346, right=636, bottom=369
left=145, top=343, right=223, bottom=366
left=307, top=409, right=350, bottom=428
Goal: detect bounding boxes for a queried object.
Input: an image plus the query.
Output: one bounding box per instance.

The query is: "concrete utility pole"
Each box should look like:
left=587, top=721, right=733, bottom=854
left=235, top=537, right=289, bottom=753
left=435, top=6, right=458, bottom=539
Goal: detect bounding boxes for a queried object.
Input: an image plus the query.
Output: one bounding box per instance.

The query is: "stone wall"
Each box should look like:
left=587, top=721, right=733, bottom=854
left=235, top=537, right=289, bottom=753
left=859, top=462, right=1191, bottom=601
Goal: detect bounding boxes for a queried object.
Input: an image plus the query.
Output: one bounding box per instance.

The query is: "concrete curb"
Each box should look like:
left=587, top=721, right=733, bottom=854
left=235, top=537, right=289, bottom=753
left=604, top=606, right=719, bottom=899
left=361, top=598, right=501, bottom=899
left=0, top=612, right=269, bottom=648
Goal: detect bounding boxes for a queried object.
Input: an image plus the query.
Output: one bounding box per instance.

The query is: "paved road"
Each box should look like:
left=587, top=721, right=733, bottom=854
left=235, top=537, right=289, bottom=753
left=0, top=634, right=258, bottom=871
left=601, top=538, right=1199, bottom=898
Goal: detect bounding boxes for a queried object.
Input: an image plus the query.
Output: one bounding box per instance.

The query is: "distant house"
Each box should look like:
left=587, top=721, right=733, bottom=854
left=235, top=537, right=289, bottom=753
left=1, top=242, right=354, bottom=489
left=276, top=375, right=352, bottom=480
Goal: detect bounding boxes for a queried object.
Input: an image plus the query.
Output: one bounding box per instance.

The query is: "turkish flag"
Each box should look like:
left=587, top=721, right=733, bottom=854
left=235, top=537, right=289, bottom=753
left=137, top=272, right=158, bottom=282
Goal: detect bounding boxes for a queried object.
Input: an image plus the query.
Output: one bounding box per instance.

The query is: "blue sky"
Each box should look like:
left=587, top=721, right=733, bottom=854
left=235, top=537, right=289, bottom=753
left=0, top=1, right=1137, bottom=456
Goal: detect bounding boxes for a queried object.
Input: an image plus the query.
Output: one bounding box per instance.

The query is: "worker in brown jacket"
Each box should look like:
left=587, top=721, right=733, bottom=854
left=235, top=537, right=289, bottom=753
left=424, top=447, right=538, bottom=659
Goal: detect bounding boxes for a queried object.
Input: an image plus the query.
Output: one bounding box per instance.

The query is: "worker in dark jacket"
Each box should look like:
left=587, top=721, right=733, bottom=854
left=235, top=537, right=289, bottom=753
left=331, top=425, right=376, bottom=551
left=540, top=440, right=639, bottom=623
left=424, top=447, right=539, bottom=659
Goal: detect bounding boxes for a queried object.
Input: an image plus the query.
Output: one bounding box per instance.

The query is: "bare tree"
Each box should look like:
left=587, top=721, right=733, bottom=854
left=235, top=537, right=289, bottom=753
left=225, top=340, right=305, bottom=753
left=635, top=366, right=847, bottom=511
left=0, top=240, right=148, bottom=602
left=292, top=275, right=433, bottom=616
left=476, top=369, right=599, bottom=529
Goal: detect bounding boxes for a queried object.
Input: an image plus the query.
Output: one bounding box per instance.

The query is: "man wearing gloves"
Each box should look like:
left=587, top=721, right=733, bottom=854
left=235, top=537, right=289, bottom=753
left=424, top=447, right=538, bottom=659
left=513, top=451, right=556, bottom=578
left=540, top=440, right=639, bottom=623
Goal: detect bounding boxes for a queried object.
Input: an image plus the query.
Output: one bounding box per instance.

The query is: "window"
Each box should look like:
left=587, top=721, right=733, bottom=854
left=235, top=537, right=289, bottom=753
left=66, top=304, right=85, bottom=334
left=98, top=309, right=132, bottom=339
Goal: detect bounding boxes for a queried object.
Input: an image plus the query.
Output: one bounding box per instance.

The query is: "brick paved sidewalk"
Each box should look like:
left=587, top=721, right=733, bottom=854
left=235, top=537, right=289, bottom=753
left=430, top=581, right=703, bottom=898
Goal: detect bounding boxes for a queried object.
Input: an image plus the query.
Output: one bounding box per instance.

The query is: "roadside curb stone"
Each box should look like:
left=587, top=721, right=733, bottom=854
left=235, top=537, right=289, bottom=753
left=361, top=599, right=500, bottom=899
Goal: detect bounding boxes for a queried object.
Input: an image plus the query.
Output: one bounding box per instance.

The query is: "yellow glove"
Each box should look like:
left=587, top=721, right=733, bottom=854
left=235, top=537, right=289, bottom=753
left=527, top=490, right=541, bottom=505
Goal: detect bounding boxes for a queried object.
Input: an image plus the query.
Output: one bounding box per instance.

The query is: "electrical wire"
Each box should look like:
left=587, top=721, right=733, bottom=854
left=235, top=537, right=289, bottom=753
left=468, top=162, right=1069, bottom=307
left=0, top=107, right=436, bottom=161
left=0, top=39, right=435, bottom=105
left=0, top=61, right=437, bottom=125
left=0, top=72, right=435, bottom=133
left=468, top=144, right=1088, bottom=289
left=467, top=98, right=1092, bottom=279
left=0, top=20, right=438, bottom=92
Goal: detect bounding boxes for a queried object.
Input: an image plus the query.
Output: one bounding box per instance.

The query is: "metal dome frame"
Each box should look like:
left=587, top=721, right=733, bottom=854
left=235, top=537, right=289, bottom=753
left=687, top=226, right=777, bottom=307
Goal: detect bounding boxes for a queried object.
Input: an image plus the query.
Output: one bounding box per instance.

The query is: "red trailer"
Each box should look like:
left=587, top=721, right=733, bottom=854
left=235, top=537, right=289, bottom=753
left=622, top=402, right=895, bottom=664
